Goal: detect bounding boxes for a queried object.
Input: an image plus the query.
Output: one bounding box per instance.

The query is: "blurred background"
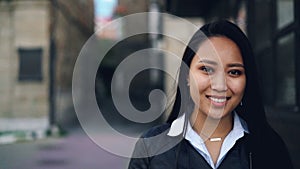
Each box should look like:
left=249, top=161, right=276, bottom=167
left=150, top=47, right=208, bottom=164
left=0, top=0, right=299, bottom=168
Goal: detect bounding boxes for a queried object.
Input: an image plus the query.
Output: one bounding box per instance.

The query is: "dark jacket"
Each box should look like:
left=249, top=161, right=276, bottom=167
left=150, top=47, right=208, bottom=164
left=128, top=123, right=293, bottom=169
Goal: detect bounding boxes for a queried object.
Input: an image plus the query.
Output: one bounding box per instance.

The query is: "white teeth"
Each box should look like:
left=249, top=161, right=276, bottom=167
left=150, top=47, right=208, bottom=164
left=209, top=97, right=226, bottom=103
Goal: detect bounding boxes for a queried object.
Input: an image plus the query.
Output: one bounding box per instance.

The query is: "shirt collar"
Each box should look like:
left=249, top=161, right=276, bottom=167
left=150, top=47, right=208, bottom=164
left=167, top=111, right=249, bottom=137
left=167, top=114, right=186, bottom=137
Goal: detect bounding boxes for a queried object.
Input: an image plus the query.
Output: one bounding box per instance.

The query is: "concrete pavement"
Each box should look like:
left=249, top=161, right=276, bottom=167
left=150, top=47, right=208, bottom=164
left=0, top=127, right=130, bottom=169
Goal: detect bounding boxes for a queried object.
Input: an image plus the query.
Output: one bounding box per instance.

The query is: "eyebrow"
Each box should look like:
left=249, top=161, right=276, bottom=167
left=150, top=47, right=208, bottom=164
left=199, top=59, right=217, bottom=65
left=199, top=59, right=244, bottom=68
left=228, top=63, right=244, bottom=68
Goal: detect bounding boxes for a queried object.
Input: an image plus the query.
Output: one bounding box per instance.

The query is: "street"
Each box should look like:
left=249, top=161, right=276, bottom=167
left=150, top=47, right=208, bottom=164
left=0, top=127, right=130, bottom=169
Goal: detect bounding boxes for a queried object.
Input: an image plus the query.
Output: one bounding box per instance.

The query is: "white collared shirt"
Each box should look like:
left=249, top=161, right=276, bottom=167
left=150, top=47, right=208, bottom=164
left=167, top=112, right=249, bottom=169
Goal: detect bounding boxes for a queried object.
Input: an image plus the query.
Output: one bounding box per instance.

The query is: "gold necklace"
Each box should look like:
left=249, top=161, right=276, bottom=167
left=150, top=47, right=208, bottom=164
left=209, top=137, right=222, bottom=142
left=199, top=132, right=223, bottom=142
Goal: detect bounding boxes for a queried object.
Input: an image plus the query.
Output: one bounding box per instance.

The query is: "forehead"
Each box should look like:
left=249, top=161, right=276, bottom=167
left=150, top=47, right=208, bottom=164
left=194, top=36, right=243, bottom=63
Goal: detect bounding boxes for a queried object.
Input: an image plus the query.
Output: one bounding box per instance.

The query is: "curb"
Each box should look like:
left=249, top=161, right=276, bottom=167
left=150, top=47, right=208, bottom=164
left=0, top=125, right=66, bottom=144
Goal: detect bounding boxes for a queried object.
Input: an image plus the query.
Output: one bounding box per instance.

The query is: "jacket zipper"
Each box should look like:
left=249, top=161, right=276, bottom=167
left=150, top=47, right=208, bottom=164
left=249, top=152, right=252, bottom=169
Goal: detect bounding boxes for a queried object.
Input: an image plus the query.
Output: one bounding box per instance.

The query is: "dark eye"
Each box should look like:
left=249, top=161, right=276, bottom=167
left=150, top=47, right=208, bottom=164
left=200, top=66, right=214, bottom=74
left=228, top=70, right=242, bottom=76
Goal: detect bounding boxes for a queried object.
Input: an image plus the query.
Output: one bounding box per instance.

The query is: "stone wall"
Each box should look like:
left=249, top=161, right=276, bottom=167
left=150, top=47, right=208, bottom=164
left=0, top=0, right=50, bottom=119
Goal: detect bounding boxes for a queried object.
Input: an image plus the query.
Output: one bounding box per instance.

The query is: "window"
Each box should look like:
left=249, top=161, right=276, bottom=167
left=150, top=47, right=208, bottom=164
left=277, top=0, right=294, bottom=29
left=18, top=48, right=43, bottom=81
left=248, top=0, right=299, bottom=110
left=275, top=33, right=296, bottom=106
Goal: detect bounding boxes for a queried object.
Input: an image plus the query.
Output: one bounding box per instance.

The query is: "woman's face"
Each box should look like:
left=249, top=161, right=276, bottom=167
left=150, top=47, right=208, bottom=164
left=188, top=36, right=246, bottom=119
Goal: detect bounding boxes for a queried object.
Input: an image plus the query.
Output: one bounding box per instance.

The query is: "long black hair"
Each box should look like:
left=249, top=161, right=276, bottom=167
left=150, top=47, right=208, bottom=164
left=167, top=20, right=293, bottom=169
left=167, top=19, right=265, bottom=160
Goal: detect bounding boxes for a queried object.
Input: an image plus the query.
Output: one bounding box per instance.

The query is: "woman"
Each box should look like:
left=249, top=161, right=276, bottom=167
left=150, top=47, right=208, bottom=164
left=128, top=20, right=293, bottom=169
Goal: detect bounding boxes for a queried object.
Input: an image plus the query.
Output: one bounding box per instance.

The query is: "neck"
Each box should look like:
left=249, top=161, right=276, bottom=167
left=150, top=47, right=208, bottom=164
left=190, top=110, right=233, bottom=140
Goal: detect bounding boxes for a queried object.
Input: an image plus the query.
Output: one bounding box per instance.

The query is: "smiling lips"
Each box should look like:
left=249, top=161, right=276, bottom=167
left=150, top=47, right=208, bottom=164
left=207, top=96, right=230, bottom=107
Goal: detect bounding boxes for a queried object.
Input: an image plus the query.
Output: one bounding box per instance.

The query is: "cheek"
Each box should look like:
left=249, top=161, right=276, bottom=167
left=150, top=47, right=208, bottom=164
left=189, top=74, right=198, bottom=99
left=229, top=79, right=246, bottom=96
left=189, top=73, right=210, bottom=99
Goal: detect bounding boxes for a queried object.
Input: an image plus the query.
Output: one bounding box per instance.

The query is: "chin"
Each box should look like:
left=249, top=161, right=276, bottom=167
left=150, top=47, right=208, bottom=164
left=206, top=109, right=231, bottom=120
left=207, top=113, right=224, bottom=120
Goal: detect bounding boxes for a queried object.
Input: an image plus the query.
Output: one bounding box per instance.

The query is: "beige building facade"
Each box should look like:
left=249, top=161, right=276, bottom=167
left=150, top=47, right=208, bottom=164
left=0, top=0, right=94, bottom=131
left=0, top=0, right=50, bottom=122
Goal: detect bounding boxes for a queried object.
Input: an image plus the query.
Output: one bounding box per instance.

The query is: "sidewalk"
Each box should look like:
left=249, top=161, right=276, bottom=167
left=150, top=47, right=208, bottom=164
left=0, top=127, right=130, bottom=169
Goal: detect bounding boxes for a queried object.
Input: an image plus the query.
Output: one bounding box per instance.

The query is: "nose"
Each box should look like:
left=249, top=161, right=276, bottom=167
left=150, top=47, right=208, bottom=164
left=210, top=72, right=228, bottom=92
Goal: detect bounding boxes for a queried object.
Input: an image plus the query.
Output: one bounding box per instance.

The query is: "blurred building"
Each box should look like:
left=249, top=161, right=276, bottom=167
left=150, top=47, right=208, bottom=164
left=0, top=0, right=50, bottom=131
left=247, top=1, right=300, bottom=168
left=50, top=0, right=94, bottom=127
left=0, top=0, right=94, bottom=131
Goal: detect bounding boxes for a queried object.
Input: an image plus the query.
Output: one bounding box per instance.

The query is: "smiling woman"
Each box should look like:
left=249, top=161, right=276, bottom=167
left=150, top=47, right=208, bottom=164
left=187, top=36, right=247, bottom=164
left=128, top=20, right=294, bottom=169
left=189, top=36, right=246, bottom=121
